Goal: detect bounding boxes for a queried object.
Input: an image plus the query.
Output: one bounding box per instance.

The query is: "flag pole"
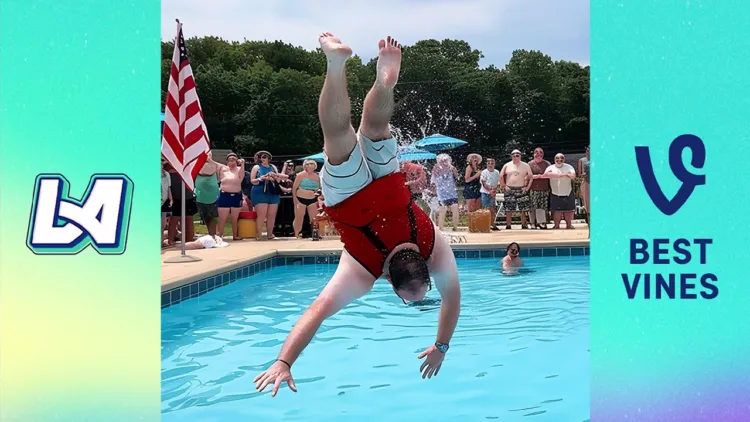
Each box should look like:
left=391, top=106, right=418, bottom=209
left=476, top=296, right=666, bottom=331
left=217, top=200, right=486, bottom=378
left=163, top=17, right=201, bottom=264
left=180, top=183, right=186, bottom=257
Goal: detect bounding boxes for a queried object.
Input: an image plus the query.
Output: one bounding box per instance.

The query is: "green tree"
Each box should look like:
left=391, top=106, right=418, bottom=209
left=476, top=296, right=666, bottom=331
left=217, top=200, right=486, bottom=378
left=161, top=37, right=590, bottom=159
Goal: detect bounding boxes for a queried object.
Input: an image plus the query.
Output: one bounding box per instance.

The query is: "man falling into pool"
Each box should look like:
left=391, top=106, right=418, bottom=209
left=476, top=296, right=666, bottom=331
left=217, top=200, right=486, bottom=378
left=253, top=33, right=461, bottom=397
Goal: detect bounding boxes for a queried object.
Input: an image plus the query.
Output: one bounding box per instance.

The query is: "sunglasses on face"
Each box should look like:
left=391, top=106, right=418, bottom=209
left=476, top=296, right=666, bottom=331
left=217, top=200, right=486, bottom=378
left=512, top=154, right=520, bottom=157
left=509, top=248, right=519, bottom=253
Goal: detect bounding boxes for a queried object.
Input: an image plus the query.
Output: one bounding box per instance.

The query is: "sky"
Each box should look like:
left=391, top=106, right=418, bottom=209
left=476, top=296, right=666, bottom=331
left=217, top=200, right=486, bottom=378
left=161, top=0, right=589, bottom=68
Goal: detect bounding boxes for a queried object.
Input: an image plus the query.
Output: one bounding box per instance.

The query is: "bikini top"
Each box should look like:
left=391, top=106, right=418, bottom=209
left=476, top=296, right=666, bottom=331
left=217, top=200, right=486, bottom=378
left=299, top=177, right=320, bottom=191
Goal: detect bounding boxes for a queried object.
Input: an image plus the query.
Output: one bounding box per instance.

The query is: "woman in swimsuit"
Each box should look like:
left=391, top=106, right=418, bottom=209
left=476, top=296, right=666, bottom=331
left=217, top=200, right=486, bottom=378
left=250, top=150, right=288, bottom=240
left=292, top=159, right=321, bottom=238
left=216, top=152, right=245, bottom=240
left=463, top=153, right=482, bottom=212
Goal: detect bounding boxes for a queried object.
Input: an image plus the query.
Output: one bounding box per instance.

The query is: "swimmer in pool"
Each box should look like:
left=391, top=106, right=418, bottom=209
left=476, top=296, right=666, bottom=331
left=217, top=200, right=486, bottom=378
left=501, top=242, right=523, bottom=271
left=253, top=33, right=461, bottom=397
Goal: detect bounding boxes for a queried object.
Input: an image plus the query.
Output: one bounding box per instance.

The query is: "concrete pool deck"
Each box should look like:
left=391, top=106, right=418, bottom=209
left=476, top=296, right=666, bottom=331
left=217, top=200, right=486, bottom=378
left=161, top=223, right=590, bottom=292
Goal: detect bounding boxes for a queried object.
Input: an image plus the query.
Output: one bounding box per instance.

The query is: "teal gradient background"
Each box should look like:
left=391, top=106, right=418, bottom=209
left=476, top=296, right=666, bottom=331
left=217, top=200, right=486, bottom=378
left=592, top=0, right=750, bottom=420
left=0, top=0, right=160, bottom=421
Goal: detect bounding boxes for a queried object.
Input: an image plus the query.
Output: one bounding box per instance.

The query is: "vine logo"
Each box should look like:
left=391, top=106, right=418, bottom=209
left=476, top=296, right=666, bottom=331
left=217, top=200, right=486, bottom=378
left=26, top=174, right=134, bottom=255
left=634, top=134, right=706, bottom=216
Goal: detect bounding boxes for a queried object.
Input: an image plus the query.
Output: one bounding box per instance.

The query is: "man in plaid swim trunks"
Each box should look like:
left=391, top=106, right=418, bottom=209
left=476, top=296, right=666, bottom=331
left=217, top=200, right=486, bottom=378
left=499, top=149, right=534, bottom=229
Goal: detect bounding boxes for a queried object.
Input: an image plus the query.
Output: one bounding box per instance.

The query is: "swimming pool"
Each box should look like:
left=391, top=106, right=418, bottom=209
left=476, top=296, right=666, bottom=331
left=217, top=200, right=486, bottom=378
left=162, top=255, right=589, bottom=421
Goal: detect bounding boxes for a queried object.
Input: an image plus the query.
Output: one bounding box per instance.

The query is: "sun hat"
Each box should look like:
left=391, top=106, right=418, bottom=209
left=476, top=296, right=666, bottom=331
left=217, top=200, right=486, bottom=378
left=466, top=153, right=483, bottom=164
left=254, top=150, right=272, bottom=162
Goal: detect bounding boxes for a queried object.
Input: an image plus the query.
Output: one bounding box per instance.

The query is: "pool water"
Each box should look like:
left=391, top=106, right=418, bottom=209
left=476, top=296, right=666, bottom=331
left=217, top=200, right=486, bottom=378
left=162, top=256, right=589, bottom=421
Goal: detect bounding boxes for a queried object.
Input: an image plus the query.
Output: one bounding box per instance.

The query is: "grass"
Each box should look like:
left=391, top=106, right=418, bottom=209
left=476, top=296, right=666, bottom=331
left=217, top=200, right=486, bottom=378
left=192, top=215, right=235, bottom=237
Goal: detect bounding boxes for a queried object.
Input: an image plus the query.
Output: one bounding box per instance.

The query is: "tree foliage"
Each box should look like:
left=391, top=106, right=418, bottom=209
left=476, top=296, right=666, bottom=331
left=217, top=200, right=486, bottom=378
left=162, top=37, right=589, bottom=158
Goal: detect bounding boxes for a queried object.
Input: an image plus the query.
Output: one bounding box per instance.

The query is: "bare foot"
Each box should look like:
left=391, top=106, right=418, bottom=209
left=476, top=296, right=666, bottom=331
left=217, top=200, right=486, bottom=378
left=376, top=36, right=402, bottom=88
left=319, top=32, right=352, bottom=70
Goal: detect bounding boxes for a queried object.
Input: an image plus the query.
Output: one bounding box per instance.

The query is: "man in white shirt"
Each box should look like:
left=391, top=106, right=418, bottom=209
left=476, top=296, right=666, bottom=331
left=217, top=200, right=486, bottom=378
left=480, top=158, right=501, bottom=230
left=536, top=153, right=577, bottom=229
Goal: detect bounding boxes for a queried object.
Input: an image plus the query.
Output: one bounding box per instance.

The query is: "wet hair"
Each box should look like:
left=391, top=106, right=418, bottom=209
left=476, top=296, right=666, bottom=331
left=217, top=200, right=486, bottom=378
left=507, top=242, right=521, bottom=253
left=388, top=249, right=430, bottom=292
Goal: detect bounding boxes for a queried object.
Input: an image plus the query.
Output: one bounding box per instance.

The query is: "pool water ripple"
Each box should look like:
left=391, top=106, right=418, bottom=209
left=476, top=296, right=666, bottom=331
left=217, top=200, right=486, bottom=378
left=162, top=256, right=589, bottom=421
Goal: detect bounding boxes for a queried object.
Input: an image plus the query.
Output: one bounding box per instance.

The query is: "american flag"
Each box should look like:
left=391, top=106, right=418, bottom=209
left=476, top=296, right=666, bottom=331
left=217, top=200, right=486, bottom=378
left=161, top=20, right=210, bottom=191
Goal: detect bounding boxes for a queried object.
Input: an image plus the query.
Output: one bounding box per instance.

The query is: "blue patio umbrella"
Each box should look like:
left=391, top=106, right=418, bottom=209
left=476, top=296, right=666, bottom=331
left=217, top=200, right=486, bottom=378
left=397, top=145, right=436, bottom=161
left=413, top=134, right=468, bottom=152
left=301, top=152, right=325, bottom=163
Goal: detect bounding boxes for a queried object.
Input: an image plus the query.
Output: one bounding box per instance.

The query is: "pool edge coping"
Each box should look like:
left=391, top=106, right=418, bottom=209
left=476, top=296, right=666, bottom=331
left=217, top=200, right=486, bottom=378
left=161, top=239, right=590, bottom=294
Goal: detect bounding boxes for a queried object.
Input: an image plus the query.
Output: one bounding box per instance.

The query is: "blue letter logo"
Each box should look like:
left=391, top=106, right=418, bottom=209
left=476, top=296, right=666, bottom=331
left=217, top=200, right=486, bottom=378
left=26, top=174, right=134, bottom=255
left=635, top=134, right=706, bottom=216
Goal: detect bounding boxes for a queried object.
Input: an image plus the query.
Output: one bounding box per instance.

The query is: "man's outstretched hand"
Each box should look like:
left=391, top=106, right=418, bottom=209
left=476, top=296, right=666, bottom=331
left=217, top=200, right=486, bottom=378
left=418, top=345, right=445, bottom=379
left=254, top=360, right=298, bottom=397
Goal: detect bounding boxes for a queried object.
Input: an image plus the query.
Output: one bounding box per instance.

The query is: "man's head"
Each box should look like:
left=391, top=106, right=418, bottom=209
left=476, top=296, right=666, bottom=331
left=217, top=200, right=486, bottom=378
left=554, top=153, right=565, bottom=167
left=486, top=158, right=495, bottom=171
left=507, top=242, right=520, bottom=258
left=533, top=148, right=544, bottom=162
left=387, top=249, right=431, bottom=303
left=511, top=149, right=522, bottom=163
left=226, top=152, right=239, bottom=167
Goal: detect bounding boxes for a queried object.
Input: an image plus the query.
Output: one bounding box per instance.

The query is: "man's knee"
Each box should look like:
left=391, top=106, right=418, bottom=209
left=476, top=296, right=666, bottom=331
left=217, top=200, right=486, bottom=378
left=359, top=127, right=391, bottom=142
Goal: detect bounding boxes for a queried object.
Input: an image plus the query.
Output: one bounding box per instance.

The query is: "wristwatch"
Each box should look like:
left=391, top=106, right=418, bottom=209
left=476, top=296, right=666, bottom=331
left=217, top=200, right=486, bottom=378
left=435, top=341, right=449, bottom=353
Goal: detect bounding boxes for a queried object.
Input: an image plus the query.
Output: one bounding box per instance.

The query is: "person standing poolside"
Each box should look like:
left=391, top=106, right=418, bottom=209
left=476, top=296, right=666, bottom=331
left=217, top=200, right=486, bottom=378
left=537, top=153, right=576, bottom=229
left=480, top=158, right=501, bottom=230
left=291, top=159, right=321, bottom=238
left=161, top=159, right=173, bottom=244
left=279, top=160, right=297, bottom=195
left=431, top=154, right=460, bottom=231
left=401, top=160, right=427, bottom=201
left=499, top=149, right=533, bottom=229
left=215, top=152, right=245, bottom=240
left=194, top=151, right=221, bottom=236
left=250, top=151, right=286, bottom=240
left=166, top=164, right=198, bottom=245
left=463, top=153, right=482, bottom=212
left=253, top=33, right=460, bottom=397
left=578, top=146, right=590, bottom=230
left=527, top=147, right=551, bottom=229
